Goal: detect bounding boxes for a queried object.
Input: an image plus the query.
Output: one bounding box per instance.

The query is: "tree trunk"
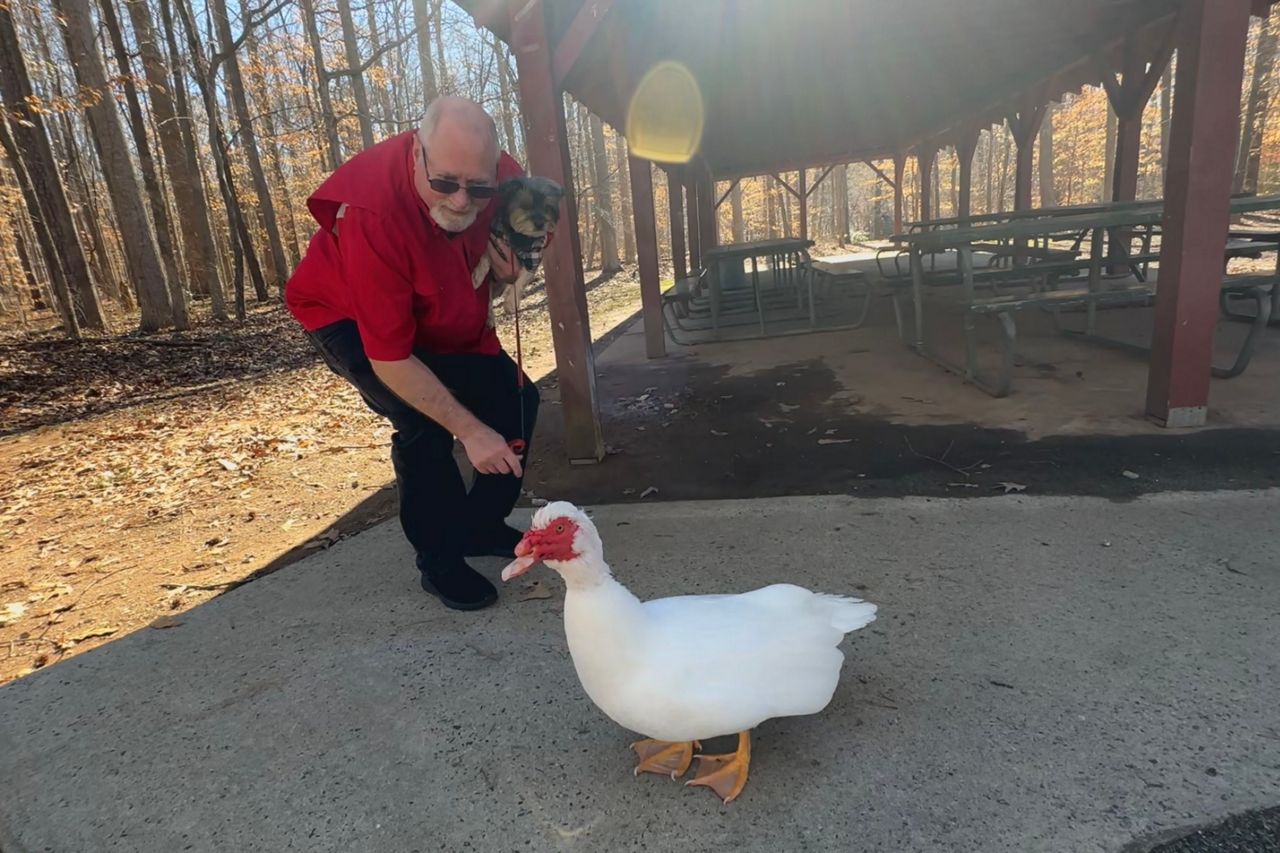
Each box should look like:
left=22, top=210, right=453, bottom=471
left=173, top=0, right=266, bottom=317
left=336, top=0, right=376, bottom=149
left=0, top=9, right=102, bottom=334
left=412, top=0, right=438, bottom=103
left=731, top=181, right=745, bottom=242
left=210, top=0, right=287, bottom=295
left=432, top=0, right=450, bottom=95
left=1236, top=13, right=1277, bottom=193
left=494, top=32, right=518, bottom=155
left=1160, top=61, right=1173, bottom=179
left=154, top=0, right=228, bottom=318
left=1103, top=103, right=1118, bottom=201
left=243, top=8, right=302, bottom=269
left=0, top=114, right=80, bottom=336
left=766, top=177, right=777, bottom=238
left=1039, top=103, right=1056, bottom=208
left=363, top=0, right=396, bottom=135
left=54, top=0, right=173, bottom=330
left=100, top=0, right=190, bottom=329
left=835, top=163, right=850, bottom=243
left=299, top=0, right=343, bottom=170
left=997, top=127, right=1012, bottom=211
left=611, top=130, right=635, bottom=263
left=983, top=131, right=994, bottom=214
left=587, top=114, right=620, bottom=272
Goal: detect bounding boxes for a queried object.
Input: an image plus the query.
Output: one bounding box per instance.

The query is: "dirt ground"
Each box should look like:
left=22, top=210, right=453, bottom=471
left=0, top=267, right=646, bottom=685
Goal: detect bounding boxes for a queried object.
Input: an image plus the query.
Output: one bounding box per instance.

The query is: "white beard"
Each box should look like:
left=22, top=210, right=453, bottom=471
left=430, top=204, right=478, bottom=233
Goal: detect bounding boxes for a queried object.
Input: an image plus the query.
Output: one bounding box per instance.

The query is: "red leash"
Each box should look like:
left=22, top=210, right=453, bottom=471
left=508, top=277, right=527, bottom=456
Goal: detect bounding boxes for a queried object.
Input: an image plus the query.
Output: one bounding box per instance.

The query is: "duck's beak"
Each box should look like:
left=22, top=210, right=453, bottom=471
left=501, top=534, right=538, bottom=582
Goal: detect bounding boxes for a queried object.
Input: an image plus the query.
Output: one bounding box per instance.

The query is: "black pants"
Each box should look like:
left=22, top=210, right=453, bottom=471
left=308, top=319, right=539, bottom=568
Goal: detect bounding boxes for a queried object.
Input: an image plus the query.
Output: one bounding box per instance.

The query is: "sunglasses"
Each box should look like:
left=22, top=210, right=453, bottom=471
left=419, top=146, right=498, bottom=200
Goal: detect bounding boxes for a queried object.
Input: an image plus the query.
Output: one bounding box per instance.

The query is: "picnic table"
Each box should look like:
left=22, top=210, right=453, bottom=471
left=661, top=239, right=877, bottom=344
left=895, top=194, right=1280, bottom=396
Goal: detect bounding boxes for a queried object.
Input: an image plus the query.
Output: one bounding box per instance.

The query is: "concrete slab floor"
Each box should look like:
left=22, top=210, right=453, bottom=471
left=2, top=492, right=1278, bottom=852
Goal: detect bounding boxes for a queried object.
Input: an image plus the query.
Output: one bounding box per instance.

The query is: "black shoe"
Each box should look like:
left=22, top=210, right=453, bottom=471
left=464, top=523, right=524, bottom=559
left=418, top=559, right=498, bottom=611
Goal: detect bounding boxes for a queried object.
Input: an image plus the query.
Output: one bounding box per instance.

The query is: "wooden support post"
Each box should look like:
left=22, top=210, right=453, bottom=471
left=628, top=156, right=665, bottom=359
left=696, top=166, right=716, bottom=252
left=508, top=0, right=603, bottom=462
left=1146, top=0, right=1252, bottom=427
left=666, top=170, right=687, bottom=281
left=685, top=174, right=701, bottom=271
left=1099, top=27, right=1176, bottom=203
left=1007, top=104, right=1047, bottom=211
left=798, top=168, right=808, bottom=240
left=893, top=152, right=906, bottom=239
left=916, top=143, right=938, bottom=223
left=956, top=125, right=981, bottom=224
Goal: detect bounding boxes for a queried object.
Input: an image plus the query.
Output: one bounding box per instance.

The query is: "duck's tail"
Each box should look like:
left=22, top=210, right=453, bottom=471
left=815, top=594, right=878, bottom=634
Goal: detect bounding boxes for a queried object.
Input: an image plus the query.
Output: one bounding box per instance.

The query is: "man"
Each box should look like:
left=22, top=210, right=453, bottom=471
left=285, top=96, right=539, bottom=612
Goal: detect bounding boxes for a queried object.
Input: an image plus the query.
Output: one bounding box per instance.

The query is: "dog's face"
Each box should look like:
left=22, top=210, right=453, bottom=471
left=499, top=176, right=563, bottom=238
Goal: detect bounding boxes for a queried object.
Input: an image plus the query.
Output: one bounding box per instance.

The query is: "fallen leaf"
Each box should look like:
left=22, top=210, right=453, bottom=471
left=996, top=482, right=1028, bottom=493
left=216, top=458, right=239, bottom=471
left=0, top=602, right=28, bottom=627
left=70, top=625, right=118, bottom=642
left=517, top=580, right=554, bottom=602
left=149, top=616, right=184, bottom=630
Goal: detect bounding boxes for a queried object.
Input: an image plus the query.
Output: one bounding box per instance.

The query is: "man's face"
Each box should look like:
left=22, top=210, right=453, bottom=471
left=414, top=124, right=497, bottom=233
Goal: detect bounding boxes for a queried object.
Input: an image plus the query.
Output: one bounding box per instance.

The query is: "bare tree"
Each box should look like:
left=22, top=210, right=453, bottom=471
left=210, top=0, right=289, bottom=292
left=337, top=0, right=376, bottom=149
left=587, top=113, right=620, bottom=273
left=127, top=0, right=227, bottom=320
left=100, top=0, right=189, bottom=329
left=413, top=0, right=439, bottom=102
left=0, top=7, right=101, bottom=335
left=612, top=130, right=635, bottom=263
left=1236, top=13, right=1277, bottom=194
left=299, top=0, right=343, bottom=170
left=53, top=0, right=174, bottom=330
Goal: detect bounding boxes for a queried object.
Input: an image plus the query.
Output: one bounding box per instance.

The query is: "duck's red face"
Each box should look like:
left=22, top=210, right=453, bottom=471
left=501, top=516, right=581, bottom=581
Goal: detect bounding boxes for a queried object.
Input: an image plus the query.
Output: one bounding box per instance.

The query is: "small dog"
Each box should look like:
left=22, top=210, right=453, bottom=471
left=473, top=176, right=563, bottom=326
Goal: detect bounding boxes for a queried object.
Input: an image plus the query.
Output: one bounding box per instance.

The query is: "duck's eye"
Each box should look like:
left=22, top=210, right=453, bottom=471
left=555, top=523, right=565, bottom=534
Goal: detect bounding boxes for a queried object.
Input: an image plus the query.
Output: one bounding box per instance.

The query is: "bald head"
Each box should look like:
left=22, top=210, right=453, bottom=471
left=415, top=96, right=501, bottom=232
left=419, top=96, right=499, bottom=164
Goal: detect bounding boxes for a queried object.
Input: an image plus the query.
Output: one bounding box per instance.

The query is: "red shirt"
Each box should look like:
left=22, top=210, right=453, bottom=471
left=285, top=131, right=523, bottom=360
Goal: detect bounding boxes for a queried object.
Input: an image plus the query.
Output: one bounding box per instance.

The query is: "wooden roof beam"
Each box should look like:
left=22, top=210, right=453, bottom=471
left=553, top=0, right=615, bottom=86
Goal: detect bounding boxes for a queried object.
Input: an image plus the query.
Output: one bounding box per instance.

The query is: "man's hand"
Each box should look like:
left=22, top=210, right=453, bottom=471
left=486, top=235, right=521, bottom=285
left=460, top=422, right=524, bottom=478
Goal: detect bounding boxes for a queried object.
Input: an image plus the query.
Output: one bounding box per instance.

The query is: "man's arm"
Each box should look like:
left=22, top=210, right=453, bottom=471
left=370, top=356, right=523, bottom=477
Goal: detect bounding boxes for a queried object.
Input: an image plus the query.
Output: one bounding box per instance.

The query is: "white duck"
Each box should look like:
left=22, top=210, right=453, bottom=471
left=501, top=502, right=877, bottom=803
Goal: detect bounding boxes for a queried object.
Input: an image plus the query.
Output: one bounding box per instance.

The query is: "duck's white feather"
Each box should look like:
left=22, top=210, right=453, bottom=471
left=563, top=577, right=876, bottom=742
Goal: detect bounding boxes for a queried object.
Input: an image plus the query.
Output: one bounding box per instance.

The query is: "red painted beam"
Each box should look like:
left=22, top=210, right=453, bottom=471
left=1146, top=0, right=1252, bottom=427
left=628, top=155, right=665, bottom=358
left=666, top=169, right=687, bottom=280
left=552, top=0, right=614, bottom=86
left=507, top=0, right=603, bottom=462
